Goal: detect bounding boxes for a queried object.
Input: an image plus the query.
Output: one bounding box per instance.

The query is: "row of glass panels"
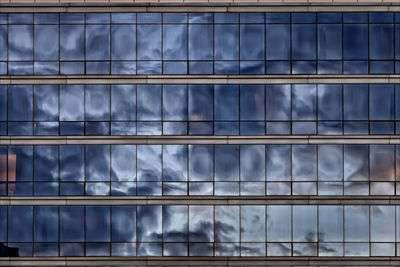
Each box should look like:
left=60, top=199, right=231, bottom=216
left=0, top=205, right=400, bottom=257
left=1, top=144, right=399, bottom=196
left=0, top=12, right=399, bottom=75
left=1, top=84, right=399, bottom=136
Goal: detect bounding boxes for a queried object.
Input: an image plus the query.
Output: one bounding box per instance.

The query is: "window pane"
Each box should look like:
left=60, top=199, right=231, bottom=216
left=34, top=206, right=58, bottom=242
left=137, top=85, right=161, bottom=121
left=163, top=24, right=187, bottom=60
left=163, top=145, right=187, bottom=182
left=344, top=24, right=368, bottom=59
left=60, top=85, right=84, bottom=121
left=240, top=145, right=265, bottom=181
left=292, top=145, right=317, bottom=181
left=370, top=24, right=394, bottom=60
left=344, top=205, right=369, bottom=241
left=266, top=145, right=291, bottom=181
left=215, top=206, right=239, bottom=242
left=138, top=25, right=161, bottom=60
left=318, top=24, right=342, bottom=60
left=266, top=24, right=290, bottom=60
left=370, top=145, right=394, bottom=181
left=319, top=206, right=343, bottom=242
left=240, top=85, right=265, bottom=120
left=267, top=205, right=291, bottom=242
left=163, top=85, right=187, bottom=121
left=163, top=206, right=188, bottom=242
left=240, top=24, right=264, bottom=60
left=8, top=85, right=33, bottom=121
left=189, top=145, right=213, bottom=181
left=9, top=25, right=33, bottom=60
left=215, top=85, right=239, bottom=121
left=318, top=84, right=342, bottom=120
left=8, top=206, right=33, bottom=242
left=215, top=145, right=239, bottom=181
left=215, top=25, right=239, bottom=60
left=111, top=25, right=136, bottom=60
left=189, top=85, right=213, bottom=121
left=370, top=84, right=394, bottom=120
left=34, top=146, right=58, bottom=182
left=318, top=145, right=342, bottom=181
left=293, top=205, right=317, bottom=242
left=292, top=24, right=316, bottom=60
left=189, top=24, right=212, bottom=60
left=34, top=85, right=58, bottom=121
left=86, top=206, right=110, bottom=242
left=60, top=206, right=84, bottom=242
left=266, top=84, right=290, bottom=120
left=344, top=145, right=369, bottom=181
left=111, top=145, right=136, bottom=181
left=343, top=84, right=368, bottom=120
left=189, top=206, right=214, bottom=242
left=137, top=145, right=161, bottom=182
left=111, top=85, right=136, bottom=121
left=370, top=206, right=395, bottom=242
left=85, top=85, right=110, bottom=121
left=34, top=25, right=59, bottom=60
left=292, top=84, right=316, bottom=120
left=85, top=145, right=110, bottom=182
left=60, top=145, right=84, bottom=182
left=60, top=25, right=84, bottom=60
left=86, top=25, right=110, bottom=60
left=137, top=205, right=162, bottom=242
left=241, top=206, right=265, bottom=242
left=111, top=206, right=136, bottom=242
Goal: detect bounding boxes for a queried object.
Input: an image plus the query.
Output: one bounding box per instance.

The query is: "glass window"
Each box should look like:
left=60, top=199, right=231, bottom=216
left=60, top=206, right=84, bottom=242
left=137, top=25, right=161, bottom=60
left=137, top=145, right=161, bottom=182
left=163, top=24, right=187, bottom=60
left=370, top=206, right=395, bottom=242
left=344, top=145, right=369, bottom=181
left=318, top=145, right=343, bottom=181
left=292, top=84, right=316, bottom=120
left=215, top=206, right=239, bottom=242
left=111, top=85, right=136, bottom=121
left=60, top=145, right=84, bottom=182
left=163, top=145, right=187, bottom=182
left=240, top=24, right=265, bottom=60
left=343, top=84, right=368, bottom=120
left=266, top=84, right=290, bottom=121
left=85, top=145, right=110, bottom=182
left=293, top=205, right=317, bottom=242
left=344, top=205, right=369, bottom=241
left=292, top=24, right=316, bottom=60
left=318, top=206, right=343, bottom=242
left=60, top=25, right=84, bottom=60
left=344, top=24, right=368, bottom=60
left=292, top=145, right=317, bottom=181
left=370, top=145, right=394, bottom=181
left=318, top=84, right=342, bottom=120
left=267, top=205, right=291, bottom=242
left=9, top=146, right=33, bottom=182
left=241, top=206, right=265, bottom=242
left=240, top=85, right=265, bottom=121
left=60, top=85, right=84, bottom=121
left=163, top=206, right=188, bottom=242
left=34, top=25, right=59, bottom=60
left=189, top=145, right=213, bottom=181
left=85, top=85, right=110, bottom=121
left=86, top=206, right=110, bottom=242
left=215, top=85, right=239, bottom=121
left=370, top=84, right=394, bottom=120
left=86, top=25, right=110, bottom=60
left=370, top=24, right=394, bottom=60
left=8, top=85, right=33, bottom=121
left=8, top=206, right=33, bottom=242
left=34, top=146, right=58, bottom=182
left=34, top=85, right=58, bottom=121
left=189, top=206, right=214, bottom=242
left=266, top=24, right=290, bottom=60
left=34, top=206, right=58, bottom=242
left=189, top=24, right=212, bottom=60
left=163, top=85, right=187, bottom=121
left=111, top=25, right=136, bottom=60
left=0, top=86, right=6, bottom=121
left=0, top=206, right=6, bottom=242
left=111, top=145, right=136, bottom=181
left=266, top=145, right=291, bottom=181
left=0, top=25, right=7, bottom=61
left=137, top=85, right=161, bottom=121
left=9, top=25, right=33, bottom=60
left=318, top=24, right=342, bottom=60
left=189, top=85, right=213, bottom=121
left=240, top=145, right=265, bottom=181
left=137, top=205, right=162, bottom=242
left=215, top=25, right=239, bottom=60
left=215, top=145, right=239, bottom=181
left=111, top=206, right=136, bottom=242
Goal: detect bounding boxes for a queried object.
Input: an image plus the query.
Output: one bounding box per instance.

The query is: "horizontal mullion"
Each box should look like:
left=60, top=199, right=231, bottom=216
left=2, top=196, right=400, bottom=205
left=1, top=75, right=400, bottom=85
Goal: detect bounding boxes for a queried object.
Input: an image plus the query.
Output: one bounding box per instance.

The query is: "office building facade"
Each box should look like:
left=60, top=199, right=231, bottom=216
left=0, top=2, right=400, bottom=266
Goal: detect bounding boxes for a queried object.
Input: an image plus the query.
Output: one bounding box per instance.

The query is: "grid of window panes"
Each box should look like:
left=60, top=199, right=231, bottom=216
left=1, top=144, right=399, bottom=196
left=0, top=12, right=399, bottom=75
left=1, top=205, right=400, bottom=257
left=1, top=84, right=399, bottom=136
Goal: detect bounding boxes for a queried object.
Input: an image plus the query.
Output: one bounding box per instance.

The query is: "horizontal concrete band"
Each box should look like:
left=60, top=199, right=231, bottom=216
left=1, top=135, right=400, bottom=145
left=2, top=196, right=400, bottom=205
left=0, top=3, right=400, bottom=12
left=1, top=256, right=400, bottom=266
left=1, top=75, right=400, bottom=85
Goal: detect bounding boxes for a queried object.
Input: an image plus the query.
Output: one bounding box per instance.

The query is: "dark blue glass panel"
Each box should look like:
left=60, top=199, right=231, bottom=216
left=86, top=13, right=110, bottom=24
left=34, top=25, right=58, bottom=60
left=163, top=24, right=187, bottom=60
left=8, top=85, right=32, bottom=121
left=60, top=85, right=84, bottom=121
left=266, top=84, right=290, bottom=120
left=85, top=145, right=110, bottom=182
left=266, top=13, right=290, bottom=23
left=9, top=25, right=33, bottom=60
left=163, top=85, right=187, bottom=121
left=60, top=206, right=84, bottom=242
left=86, top=206, right=110, bottom=242
left=137, top=145, right=161, bottom=182
left=138, top=13, right=161, bottom=23
left=370, top=12, right=393, bottom=23
left=317, top=13, right=342, bottom=23
left=34, top=206, right=59, bottom=242
left=343, top=12, right=368, bottom=23
left=8, top=206, right=33, bottom=242
left=266, top=24, right=290, bottom=60
left=111, top=145, right=136, bottom=182
left=0, top=86, right=6, bottom=121
left=60, top=25, right=84, bottom=60
left=137, top=85, right=161, bottom=121
left=85, top=85, right=110, bottom=121
left=215, top=85, right=239, bottom=121
left=189, top=25, right=213, bottom=60
left=318, top=24, right=342, bottom=60
left=215, top=25, right=239, bottom=60
left=318, top=84, right=342, bottom=120
left=344, top=24, right=368, bottom=60
left=0, top=206, right=6, bottom=242
left=34, top=13, right=59, bottom=24
left=189, top=85, right=213, bottom=121
left=60, top=145, right=84, bottom=182
left=370, top=84, right=394, bottom=120
left=137, top=205, right=162, bottom=242
left=111, top=13, right=136, bottom=23
left=163, top=13, right=187, bottom=23
left=292, top=24, right=316, bottom=60
left=9, top=13, right=33, bottom=24
left=60, top=182, right=84, bottom=196
left=111, top=85, right=136, bottom=121
left=138, top=25, right=161, bottom=60
left=370, top=24, right=394, bottom=60
left=60, top=122, right=84, bottom=135
left=111, top=206, right=136, bottom=242
left=112, top=25, right=136, bottom=60
left=0, top=25, right=7, bottom=61
left=189, top=13, right=212, bottom=23
left=240, top=13, right=264, bottom=23
left=215, top=145, right=239, bottom=181
left=292, top=84, right=316, bottom=120
left=8, top=146, right=33, bottom=182
left=240, top=25, right=265, bottom=60
left=240, top=85, right=265, bottom=121
left=86, top=25, right=110, bottom=60
left=214, top=13, right=238, bottom=23
left=292, top=13, right=316, bottom=23
left=60, top=13, right=84, bottom=24
left=34, top=85, right=58, bottom=121
left=34, top=146, right=58, bottom=182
